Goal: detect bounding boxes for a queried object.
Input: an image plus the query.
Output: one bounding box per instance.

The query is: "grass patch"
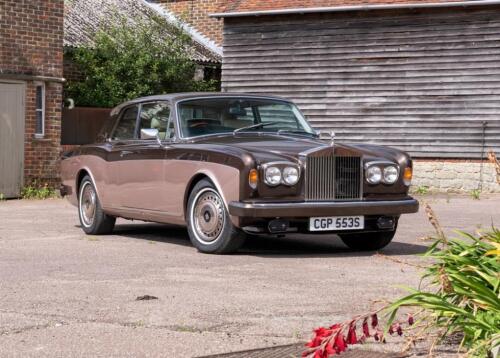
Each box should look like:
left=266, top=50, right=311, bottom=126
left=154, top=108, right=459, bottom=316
left=413, top=185, right=430, bottom=195
left=21, top=182, right=57, bottom=200
left=470, top=189, right=481, bottom=200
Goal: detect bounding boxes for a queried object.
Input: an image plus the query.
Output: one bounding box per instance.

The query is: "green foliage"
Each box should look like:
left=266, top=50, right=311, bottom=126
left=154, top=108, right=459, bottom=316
left=0, top=193, right=5, bottom=201
left=387, top=228, right=500, bottom=356
left=413, top=185, right=430, bottom=195
left=21, top=182, right=57, bottom=200
left=65, top=14, right=219, bottom=108
left=470, top=189, right=481, bottom=200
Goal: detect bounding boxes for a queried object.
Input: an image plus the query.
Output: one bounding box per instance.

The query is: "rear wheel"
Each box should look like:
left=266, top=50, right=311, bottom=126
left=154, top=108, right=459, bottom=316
left=186, top=179, right=245, bottom=254
left=340, top=230, right=396, bottom=251
left=78, top=175, right=115, bottom=235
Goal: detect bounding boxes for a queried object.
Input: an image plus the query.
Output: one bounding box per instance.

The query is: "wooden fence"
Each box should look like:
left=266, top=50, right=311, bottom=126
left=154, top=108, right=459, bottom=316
left=61, top=107, right=111, bottom=145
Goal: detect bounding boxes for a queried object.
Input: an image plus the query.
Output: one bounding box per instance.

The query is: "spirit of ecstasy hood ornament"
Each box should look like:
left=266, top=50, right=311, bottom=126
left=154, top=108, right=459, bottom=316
left=318, top=130, right=335, bottom=147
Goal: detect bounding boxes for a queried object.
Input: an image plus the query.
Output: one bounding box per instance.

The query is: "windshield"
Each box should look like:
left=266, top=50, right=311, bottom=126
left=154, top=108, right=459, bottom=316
left=177, top=98, right=316, bottom=138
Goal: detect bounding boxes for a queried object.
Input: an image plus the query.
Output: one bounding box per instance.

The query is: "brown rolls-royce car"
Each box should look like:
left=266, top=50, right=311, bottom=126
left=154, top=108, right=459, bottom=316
left=61, top=93, right=419, bottom=254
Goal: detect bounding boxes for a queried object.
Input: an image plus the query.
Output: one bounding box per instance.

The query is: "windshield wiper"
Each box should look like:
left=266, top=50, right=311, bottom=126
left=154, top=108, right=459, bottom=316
left=233, top=121, right=280, bottom=134
left=277, top=129, right=318, bottom=138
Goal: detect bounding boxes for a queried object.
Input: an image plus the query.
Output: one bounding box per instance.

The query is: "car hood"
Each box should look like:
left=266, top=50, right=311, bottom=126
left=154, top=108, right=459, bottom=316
left=189, top=134, right=409, bottom=165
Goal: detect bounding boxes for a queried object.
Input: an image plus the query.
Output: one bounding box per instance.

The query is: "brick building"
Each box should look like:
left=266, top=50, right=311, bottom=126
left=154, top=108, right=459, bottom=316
left=0, top=0, right=64, bottom=198
left=146, top=0, right=223, bottom=57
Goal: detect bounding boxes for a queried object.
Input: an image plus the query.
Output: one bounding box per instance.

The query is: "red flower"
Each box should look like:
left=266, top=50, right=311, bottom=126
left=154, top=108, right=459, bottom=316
left=325, top=342, right=337, bottom=356
left=408, top=315, right=414, bottom=326
left=306, top=336, right=323, bottom=348
left=388, top=325, right=394, bottom=335
left=397, top=324, right=403, bottom=336
left=362, top=318, right=370, bottom=337
left=314, top=327, right=332, bottom=338
left=334, top=332, right=347, bottom=353
left=313, top=350, right=323, bottom=358
left=346, top=323, right=358, bottom=345
left=371, top=314, right=378, bottom=328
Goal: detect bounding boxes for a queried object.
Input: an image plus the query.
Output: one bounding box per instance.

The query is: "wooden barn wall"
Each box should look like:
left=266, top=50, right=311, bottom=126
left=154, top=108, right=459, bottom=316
left=221, top=7, right=500, bottom=158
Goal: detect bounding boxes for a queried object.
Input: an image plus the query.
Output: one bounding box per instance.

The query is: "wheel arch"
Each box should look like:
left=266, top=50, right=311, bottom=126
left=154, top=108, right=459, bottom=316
left=183, top=170, right=237, bottom=225
left=75, top=168, right=101, bottom=201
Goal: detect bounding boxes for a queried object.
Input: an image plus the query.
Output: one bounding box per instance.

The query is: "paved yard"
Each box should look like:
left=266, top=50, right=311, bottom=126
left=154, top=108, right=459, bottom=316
left=0, top=195, right=498, bottom=357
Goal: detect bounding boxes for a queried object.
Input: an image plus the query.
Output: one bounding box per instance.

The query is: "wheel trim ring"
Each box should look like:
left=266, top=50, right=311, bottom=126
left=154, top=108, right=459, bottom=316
left=190, top=188, right=226, bottom=245
left=79, top=182, right=96, bottom=228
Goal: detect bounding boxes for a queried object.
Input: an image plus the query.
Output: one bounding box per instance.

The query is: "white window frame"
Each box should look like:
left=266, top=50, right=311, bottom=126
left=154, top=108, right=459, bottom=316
left=34, top=81, right=45, bottom=138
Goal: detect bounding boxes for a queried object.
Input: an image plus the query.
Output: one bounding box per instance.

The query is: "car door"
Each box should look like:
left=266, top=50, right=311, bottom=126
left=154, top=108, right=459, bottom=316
left=115, top=101, right=173, bottom=211
left=105, top=104, right=140, bottom=209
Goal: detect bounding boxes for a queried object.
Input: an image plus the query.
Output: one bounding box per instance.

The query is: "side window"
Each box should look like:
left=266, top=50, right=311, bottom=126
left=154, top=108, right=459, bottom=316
left=112, top=106, right=139, bottom=140
left=139, top=102, right=172, bottom=140
left=34, top=82, right=45, bottom=138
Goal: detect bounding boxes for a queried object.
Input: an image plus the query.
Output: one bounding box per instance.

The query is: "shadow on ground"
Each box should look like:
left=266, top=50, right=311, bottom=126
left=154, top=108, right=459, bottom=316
left=85, top=222, right=429, bottom=258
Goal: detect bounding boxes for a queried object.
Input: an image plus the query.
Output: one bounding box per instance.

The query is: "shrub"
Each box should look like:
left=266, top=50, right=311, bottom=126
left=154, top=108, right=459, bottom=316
left=303, top=204, right=500, bottom=357
left=21, top=182, right=57, bottom=200
left=65, top=14, right=219, bottom=108
left=387, top=222, right=500, bottom=357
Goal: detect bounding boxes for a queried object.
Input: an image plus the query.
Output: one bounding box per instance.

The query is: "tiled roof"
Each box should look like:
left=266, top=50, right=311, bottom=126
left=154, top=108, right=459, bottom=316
left=219, top=0, right=485, bottom=15
left=64, top=0, right=220, bottom=63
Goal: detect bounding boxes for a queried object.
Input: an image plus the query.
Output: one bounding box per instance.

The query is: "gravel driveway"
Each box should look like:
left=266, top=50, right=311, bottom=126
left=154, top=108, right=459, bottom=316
left=0, top=195, right=498, bottom=357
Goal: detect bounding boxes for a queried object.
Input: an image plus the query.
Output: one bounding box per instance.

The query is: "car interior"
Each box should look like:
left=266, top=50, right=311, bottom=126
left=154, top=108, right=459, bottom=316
left=179, top=99, right=300, bottom=137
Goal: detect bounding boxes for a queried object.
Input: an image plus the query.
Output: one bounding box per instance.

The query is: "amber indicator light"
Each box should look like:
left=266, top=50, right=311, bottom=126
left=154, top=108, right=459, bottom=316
left=248, top=169, right=258, bottom=189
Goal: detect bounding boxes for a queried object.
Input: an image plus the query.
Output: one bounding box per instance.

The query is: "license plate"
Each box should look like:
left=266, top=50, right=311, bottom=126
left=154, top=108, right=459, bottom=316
left=309, top=216, right=364, bottom=232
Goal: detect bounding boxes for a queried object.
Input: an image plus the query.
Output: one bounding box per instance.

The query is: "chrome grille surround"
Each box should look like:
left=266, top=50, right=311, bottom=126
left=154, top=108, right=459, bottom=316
left=304, top=154, right=362, bottom=201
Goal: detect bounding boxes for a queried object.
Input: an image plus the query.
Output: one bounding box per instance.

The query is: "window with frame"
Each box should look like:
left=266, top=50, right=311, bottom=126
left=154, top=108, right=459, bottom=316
left=138, top=102, right=173, bottom=140
left=112, top=106, right=139, bottom=140
left=35, top=82, right=45, bottom=138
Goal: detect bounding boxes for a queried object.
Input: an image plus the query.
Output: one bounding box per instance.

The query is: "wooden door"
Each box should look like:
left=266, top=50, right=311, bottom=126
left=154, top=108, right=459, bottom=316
left=0, top=81, right=25, bottom=198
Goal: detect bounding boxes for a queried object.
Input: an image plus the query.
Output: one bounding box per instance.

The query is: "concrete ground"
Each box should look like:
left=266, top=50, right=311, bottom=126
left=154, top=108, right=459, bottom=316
left=0, top=195, right=498, bottom=357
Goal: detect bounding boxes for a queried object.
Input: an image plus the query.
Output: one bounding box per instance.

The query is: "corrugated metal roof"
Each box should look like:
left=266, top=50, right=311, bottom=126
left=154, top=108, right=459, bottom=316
left=64, top=0, right=221, bottom=63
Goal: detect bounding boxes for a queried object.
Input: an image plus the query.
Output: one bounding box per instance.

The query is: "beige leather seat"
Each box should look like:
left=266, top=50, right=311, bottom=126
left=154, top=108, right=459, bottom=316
left=151, top=117, right=168, bottom=139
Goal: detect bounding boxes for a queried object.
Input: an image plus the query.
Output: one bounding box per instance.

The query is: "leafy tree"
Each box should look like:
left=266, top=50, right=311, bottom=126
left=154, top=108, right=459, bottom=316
left=65, top=15, right=218, bottom=108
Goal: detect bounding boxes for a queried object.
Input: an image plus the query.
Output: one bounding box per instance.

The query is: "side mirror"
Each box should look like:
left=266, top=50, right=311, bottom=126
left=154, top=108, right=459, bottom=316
left=140, top=128, right=163, bottom=146
left=141, top=128, right=159, bottom=140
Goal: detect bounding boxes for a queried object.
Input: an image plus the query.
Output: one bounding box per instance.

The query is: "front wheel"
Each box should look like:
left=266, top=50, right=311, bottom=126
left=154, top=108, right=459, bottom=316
left=78, top=175, right=115, bottom=235
left=340, top=230, right=396, bottom=251
left=186, top=179, right=245, bottom=254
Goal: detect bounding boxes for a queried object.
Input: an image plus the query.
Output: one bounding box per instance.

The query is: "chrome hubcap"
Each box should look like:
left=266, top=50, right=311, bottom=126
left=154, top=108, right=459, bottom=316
left=192, top=189, right=225, bottom=243
left=80, top=182, right=96, bottom=227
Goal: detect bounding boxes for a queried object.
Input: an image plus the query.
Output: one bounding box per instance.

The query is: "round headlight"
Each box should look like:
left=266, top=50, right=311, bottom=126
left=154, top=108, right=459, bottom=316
left=366, top=166, right=382, bottom=184
left=265, top=166, right=282, bottom=186
left=282, top=167, right=299, bottom=185
left=383, top=166, right=399, bottom=184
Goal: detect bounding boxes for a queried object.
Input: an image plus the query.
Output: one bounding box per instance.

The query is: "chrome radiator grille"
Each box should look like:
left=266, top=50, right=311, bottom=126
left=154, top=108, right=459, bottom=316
left=305, top=155, right=362, bottom=201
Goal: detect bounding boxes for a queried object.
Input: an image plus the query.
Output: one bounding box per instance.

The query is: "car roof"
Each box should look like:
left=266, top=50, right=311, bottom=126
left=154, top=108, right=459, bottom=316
left=110, top=92, right=293, bottom=116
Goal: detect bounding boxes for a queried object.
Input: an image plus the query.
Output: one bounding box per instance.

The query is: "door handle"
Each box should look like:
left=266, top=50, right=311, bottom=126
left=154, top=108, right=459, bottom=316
left=120, top=150, right=133, bottom=157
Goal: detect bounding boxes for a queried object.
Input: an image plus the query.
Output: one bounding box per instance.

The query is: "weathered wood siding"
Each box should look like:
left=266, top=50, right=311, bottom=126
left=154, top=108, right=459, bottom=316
left=221, top=7, right=500, bottom=158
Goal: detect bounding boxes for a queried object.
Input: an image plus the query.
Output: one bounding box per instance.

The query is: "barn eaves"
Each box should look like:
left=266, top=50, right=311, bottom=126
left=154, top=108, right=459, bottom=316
left=211, top=0, right=500, bottom=17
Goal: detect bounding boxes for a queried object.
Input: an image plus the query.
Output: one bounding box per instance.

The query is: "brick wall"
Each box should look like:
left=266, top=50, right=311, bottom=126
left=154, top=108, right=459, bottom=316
left=63, top=51, right=84, bottom=84
left=157, top=0, right=224, bottom=46
left=0, top=0, right=64, bottom=187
